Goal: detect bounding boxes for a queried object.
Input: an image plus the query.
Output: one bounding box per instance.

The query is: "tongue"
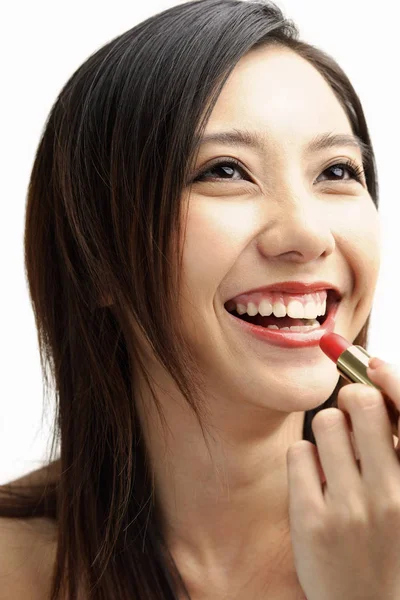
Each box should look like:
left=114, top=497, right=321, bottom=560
left=249, top=314, right=308, bottom=328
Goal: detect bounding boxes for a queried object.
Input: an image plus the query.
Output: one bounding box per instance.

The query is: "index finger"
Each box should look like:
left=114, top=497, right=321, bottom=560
left=367, top=360, right=400, bottom=437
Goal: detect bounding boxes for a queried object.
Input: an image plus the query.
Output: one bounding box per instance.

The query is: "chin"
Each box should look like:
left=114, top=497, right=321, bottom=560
left=228, top=363, right=341, bottom=413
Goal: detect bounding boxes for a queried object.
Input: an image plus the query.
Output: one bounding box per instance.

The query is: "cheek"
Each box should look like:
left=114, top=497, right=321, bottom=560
left=181, top=198, right=255, bottom=297
left=345, top=200, right=380, bottom=271
left=339, top=199, right=380, bottom=306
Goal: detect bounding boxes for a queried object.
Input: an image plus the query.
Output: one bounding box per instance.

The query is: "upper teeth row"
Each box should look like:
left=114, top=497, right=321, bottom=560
left=234, top=296, right=327, bottom=319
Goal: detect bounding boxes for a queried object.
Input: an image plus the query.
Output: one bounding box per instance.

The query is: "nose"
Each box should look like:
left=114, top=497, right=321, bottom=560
left=256, top=190, right=336, bottom=264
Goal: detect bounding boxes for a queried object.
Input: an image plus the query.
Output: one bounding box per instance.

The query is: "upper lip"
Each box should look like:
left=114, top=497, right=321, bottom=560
left=229, top=280, right=343, bottom=301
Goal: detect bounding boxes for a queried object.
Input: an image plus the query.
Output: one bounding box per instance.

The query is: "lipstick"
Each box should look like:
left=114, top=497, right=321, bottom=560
left=319, top=333, right=399, bottom=436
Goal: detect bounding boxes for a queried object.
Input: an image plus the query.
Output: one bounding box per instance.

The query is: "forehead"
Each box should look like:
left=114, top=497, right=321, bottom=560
left=204, top=46, right=353, bottom=152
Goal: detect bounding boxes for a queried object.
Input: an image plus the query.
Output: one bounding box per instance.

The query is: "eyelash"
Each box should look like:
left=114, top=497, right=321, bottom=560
left=193, top=157, right=365, bottom=185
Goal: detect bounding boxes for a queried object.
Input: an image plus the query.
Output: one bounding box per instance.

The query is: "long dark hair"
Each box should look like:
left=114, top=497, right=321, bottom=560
left=1, top=0, right=378, bottom=597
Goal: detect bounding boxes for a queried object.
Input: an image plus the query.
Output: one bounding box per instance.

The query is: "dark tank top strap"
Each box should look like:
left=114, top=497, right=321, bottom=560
left=302, top=409, right=318, bottom=444
left=302, top=389, right=338, bottom=444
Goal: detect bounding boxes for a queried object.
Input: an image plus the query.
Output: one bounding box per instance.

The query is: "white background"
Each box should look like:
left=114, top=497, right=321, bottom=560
left=1, top=0, right=399, bottom=484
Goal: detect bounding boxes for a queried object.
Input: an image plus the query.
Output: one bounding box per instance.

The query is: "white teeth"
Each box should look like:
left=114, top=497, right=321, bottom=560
left=304, top=301, right=317, bottom=319
left=267, top=319, right=320, bottom=331
left=305, top=300, right=326, bottom=318
left=286, top=300, right=304, bottom=319
left=236, top=303, right=247, bottom=315
left=258, top=299, right=273, bottom=316
left=247, top=302, right=258, bottom=317
left=237, top=296, right=327, bottom=320
left=272, top=301, right=286, bottom=318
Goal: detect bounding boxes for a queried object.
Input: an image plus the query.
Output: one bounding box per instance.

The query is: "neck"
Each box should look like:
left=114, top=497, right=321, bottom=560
left=137, top=376, right=306, bottom=578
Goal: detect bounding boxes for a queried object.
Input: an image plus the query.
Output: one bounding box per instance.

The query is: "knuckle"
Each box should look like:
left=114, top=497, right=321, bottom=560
left=302, top=513, right=329, bottom=541
left=312, top=408, right=344, bottom=431
left=376, top=362, right=398, bottom=377
left=359, top=386, right=382, bottom=404
left=291, top=506, right=325, bottom=540
left=338, top=383, right=382, bottom=409
left=334, top=499, right=367, bottom=530
left=338, top=383, right=364, bottom=400
left=308, top=499, right=367, bottom=541
left=372, top=495, right=400, bottom=522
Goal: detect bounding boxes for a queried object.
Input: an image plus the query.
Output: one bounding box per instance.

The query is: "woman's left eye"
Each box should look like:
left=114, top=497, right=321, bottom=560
left=192, top=158, right=365, bottom=185
left=317, top=159, right=365, bottom=185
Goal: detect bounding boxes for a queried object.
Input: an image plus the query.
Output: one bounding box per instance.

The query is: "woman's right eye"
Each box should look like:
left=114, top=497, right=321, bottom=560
left=193, top=159, right=250, bottom=182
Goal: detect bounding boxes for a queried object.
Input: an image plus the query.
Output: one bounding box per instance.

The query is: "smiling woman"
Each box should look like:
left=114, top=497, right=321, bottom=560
left=0, top=0, right=382, bottom=598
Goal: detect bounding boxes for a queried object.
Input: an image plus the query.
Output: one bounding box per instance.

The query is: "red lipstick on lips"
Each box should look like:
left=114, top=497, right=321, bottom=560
left=319, top=332, right=398, bottom=435
left=226, top=286, right=341, bottom=349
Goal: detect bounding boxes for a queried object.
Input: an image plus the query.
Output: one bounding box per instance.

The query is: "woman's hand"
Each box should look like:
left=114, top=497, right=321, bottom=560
left=286, top=358, right=400, bottom=600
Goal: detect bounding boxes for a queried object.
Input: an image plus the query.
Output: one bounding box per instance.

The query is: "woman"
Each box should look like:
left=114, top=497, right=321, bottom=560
left=2, top=0, right=400, bottom=598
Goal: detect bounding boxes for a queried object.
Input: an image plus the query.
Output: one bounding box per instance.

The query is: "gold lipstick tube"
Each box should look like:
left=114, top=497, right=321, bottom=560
left=337, top=345, right=399, bottom=437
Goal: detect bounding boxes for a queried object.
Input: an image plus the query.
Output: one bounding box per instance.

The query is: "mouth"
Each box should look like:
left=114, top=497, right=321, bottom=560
left=224, top=289, right=341, bottom=348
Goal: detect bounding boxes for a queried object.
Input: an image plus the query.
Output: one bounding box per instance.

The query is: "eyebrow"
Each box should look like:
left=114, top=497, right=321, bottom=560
left=193, top=129, right=372, bottom=164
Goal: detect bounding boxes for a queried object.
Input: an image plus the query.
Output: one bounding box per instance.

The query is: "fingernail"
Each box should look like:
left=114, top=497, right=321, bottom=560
left=368, top=357, right=387, bottom=370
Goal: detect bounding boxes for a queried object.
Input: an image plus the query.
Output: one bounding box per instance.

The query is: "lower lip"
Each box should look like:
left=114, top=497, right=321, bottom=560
left=226, top=301, right=340, bottom=348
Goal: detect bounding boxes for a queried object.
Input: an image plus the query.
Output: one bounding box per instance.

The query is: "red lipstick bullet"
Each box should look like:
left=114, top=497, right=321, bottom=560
left=319, top=332, right=398, bottom=435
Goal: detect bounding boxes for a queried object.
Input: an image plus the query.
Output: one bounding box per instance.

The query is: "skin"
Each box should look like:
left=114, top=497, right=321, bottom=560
left=0, top=45, right=390, bottom=599
left=285, top=364, right=400, bottom=600
left=134, top=44, right=381, bottom=598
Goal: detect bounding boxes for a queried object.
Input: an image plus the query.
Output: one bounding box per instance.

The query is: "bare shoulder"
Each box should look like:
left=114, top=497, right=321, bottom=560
left=0, top=461, right=59, bottom=599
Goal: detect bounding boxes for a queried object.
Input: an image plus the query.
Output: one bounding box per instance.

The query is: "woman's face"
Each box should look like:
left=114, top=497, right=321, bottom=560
left=180, top=45, right=380, bottom=414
